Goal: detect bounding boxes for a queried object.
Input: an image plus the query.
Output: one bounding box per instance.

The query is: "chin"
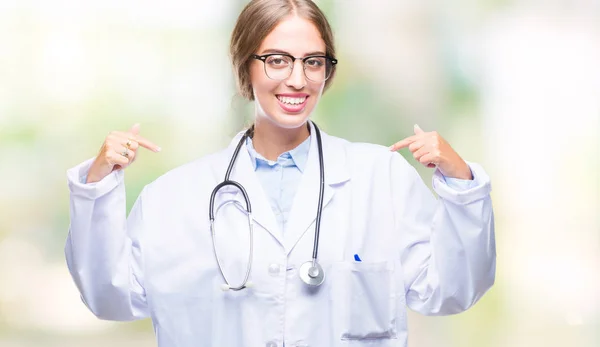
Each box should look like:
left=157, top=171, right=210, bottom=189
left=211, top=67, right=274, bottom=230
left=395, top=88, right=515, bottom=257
left=256, top=97, right=316, bottom=130
left=270, top=113, right=311, bottom=129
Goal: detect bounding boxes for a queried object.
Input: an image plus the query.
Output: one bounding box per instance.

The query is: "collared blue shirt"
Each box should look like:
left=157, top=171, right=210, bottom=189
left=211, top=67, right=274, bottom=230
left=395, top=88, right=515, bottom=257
left=245, top=135, right=311, bottom=234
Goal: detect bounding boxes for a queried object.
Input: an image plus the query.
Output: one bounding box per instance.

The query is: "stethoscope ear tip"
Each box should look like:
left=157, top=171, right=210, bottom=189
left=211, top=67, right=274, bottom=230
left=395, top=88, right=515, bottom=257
left=220, top=283, right=231, bottom=291
left=245, top=281, right=254, bottom=288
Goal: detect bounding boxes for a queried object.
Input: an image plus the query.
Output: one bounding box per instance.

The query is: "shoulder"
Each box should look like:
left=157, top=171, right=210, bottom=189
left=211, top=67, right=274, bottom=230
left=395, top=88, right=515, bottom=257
left=142, top=148, right=228, bottom=196
left=323, top=132, right=412, bottom=171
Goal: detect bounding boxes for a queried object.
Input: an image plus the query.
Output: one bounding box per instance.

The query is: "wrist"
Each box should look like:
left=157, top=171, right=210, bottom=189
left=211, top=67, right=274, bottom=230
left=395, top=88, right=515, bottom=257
left=441, top=161, right=473, bottom=180
left=452, top=162, right=473, bottom=180
left=85, top=173, right=101, bottom=184
left=86, top=162, right=108, bottom=184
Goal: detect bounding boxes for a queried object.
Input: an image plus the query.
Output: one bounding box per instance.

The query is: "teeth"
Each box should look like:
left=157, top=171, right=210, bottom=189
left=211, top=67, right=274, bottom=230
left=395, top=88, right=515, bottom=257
left=278, top=96, right=306, bottom=105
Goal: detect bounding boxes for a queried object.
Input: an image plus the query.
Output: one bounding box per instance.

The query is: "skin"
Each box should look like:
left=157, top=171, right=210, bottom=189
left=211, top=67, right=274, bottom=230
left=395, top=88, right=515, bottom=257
left=86, top=123, right=159, bottom=183
left=249, top=15, right=326, bottom=161
left=86, top=15, right=472, bottom=183
left=390, top=124, right=472, bottom=180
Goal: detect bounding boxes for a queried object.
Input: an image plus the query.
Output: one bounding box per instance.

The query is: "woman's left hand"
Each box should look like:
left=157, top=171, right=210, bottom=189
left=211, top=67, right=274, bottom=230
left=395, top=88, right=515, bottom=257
left=389, top=124, right=473, bottom=180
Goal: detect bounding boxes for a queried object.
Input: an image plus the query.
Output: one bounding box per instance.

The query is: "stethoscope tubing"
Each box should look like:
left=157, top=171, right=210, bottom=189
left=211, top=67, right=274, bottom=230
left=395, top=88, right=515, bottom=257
left=209, top=121, right=325, bottom=290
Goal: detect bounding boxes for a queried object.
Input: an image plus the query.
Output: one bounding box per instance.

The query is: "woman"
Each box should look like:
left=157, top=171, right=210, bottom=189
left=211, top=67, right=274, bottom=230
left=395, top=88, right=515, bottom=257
left=66, top=1, right=495, bottom=346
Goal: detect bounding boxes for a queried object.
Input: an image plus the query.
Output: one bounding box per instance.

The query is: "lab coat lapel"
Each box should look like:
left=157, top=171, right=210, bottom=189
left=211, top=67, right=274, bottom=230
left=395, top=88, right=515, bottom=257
left=212, top=132, right=283, bottom=247
left=284, top=123, right=350, bottom=254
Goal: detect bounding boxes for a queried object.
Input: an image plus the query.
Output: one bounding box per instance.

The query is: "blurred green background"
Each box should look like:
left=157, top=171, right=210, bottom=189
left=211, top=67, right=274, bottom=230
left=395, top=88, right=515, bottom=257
left=0, top=0, right=599, bottom=346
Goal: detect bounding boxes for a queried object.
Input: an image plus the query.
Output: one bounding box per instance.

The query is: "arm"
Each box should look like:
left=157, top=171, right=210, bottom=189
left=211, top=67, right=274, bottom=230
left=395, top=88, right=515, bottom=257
left=65, top=158, right=149, bottom=321
left=391, top=153, right=496, bottom=315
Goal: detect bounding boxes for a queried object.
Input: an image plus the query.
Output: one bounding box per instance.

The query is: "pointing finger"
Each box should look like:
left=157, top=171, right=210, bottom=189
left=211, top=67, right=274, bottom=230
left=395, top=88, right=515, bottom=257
left=134, top=135, right=161, bottom=152
left=389, top=135, right=418, bottom=151
left=124, top=124, right=161, bottom=152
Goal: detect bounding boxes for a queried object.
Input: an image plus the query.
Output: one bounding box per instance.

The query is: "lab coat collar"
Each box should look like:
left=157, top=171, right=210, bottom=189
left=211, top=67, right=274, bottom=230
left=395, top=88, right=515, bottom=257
left=245, top=135, right=311, bottom=173
left=213, top=121, right=350, bottom=253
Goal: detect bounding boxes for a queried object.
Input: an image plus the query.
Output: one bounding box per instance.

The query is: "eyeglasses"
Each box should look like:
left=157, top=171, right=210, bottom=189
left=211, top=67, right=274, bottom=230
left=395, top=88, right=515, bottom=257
left=252, top=53, right=338, bottom=83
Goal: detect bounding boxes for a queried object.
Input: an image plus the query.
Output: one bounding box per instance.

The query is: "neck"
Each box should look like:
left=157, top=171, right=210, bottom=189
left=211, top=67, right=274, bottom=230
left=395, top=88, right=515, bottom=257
left=251, top=119, right=310, bottom=161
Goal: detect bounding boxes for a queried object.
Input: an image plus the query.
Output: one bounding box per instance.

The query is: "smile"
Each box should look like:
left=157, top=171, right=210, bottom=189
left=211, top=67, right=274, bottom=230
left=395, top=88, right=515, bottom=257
left=276, top=94, right=309, bottom=113
left=276, top=95, right=307, bottom=105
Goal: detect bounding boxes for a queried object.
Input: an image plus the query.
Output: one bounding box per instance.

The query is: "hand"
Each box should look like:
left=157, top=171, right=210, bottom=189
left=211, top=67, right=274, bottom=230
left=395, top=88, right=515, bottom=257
left=86, top=123, right=161, bottom=183
left=389, top=124, right=472, bottom=180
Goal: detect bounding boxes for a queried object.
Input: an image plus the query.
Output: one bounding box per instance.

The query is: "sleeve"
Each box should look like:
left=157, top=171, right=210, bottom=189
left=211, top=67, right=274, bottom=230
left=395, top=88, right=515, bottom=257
left=64, top=158, right=149, bottom=321
left=391, top=154, right=496, bottom=316
left=441, top=166, right=477, bottom=191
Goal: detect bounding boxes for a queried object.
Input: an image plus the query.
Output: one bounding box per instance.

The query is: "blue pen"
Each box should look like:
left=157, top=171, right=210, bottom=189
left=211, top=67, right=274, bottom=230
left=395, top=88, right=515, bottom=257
left=353, top=254, right=362, bottom=262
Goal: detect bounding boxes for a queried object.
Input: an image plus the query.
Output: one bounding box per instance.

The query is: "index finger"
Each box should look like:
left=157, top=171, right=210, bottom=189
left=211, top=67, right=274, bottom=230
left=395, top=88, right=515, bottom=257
left=389, top=135, right=418, bottom=151
left=131, top=134, right=161, bottom=152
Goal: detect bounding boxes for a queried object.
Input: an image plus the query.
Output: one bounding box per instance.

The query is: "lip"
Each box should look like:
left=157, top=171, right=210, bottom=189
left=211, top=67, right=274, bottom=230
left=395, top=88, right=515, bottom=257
left=276, top=94, right=309, bottom=114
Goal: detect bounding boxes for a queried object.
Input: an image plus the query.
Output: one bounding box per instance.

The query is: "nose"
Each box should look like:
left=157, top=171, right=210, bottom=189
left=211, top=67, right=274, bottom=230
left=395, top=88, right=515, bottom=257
left=285, top=60, right=307, bottom=90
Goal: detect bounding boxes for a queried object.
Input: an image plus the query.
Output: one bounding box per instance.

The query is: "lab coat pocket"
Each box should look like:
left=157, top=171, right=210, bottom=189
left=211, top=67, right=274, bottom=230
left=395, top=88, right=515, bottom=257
left=331, top=261, right=398, bottom=341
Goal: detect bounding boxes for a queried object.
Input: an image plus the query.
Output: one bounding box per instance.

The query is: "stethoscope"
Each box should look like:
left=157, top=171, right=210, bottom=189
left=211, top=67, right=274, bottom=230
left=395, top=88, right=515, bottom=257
left=209, top=121, right=326, bottom=291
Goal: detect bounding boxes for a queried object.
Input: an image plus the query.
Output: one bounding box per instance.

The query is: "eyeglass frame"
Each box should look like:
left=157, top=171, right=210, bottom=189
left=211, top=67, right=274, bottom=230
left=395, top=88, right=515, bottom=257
left=251, top=53, right=338, bottom=82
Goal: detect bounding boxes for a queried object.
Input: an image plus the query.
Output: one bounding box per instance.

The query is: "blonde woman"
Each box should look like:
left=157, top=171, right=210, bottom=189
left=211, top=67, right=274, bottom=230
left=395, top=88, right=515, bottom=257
left=66, top=1, right=495, bottom=346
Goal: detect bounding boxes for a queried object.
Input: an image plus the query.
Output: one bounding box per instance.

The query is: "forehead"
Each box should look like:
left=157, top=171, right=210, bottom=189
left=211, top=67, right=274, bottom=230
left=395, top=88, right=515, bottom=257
left=257, top=15, right=325, bottom=55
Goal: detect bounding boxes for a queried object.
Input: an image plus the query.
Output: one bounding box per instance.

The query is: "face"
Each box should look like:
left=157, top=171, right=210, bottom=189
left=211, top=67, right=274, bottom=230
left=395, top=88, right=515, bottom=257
left=250, top=15, right=327, bottom=130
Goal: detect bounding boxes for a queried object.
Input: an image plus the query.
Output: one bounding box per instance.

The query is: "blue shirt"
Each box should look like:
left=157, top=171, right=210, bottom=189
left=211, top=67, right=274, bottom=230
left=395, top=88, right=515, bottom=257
left=245, top=135, right=311, bottom=234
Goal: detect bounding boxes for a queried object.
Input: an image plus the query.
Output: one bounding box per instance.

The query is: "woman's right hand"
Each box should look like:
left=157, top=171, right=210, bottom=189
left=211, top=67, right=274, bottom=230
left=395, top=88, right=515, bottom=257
left=86, top=123, right=161, bottom=183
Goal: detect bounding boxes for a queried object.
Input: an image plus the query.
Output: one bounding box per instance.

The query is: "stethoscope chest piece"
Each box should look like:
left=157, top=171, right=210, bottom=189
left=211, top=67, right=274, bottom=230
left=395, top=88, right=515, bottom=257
left=299, top=261, right=325, bottom=286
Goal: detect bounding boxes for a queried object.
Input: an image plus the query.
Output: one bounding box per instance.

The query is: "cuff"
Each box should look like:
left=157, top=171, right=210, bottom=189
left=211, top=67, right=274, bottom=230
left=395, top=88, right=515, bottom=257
left=67, top=158, right=124, bottom=200
left=432, top=161, right=491, bottom=205
left=442, top=167, right=477, bottom=191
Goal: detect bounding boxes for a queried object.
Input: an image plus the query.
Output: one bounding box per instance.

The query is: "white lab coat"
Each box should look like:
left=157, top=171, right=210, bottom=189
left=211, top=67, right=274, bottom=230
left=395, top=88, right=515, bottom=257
left=65, top=124, right=495, bottom=347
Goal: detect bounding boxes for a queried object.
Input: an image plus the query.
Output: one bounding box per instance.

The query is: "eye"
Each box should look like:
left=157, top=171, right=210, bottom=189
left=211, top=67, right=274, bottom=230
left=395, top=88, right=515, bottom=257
left=305, top=57, right=325, bottom=68
left=265, top=55, right=290, bottom=67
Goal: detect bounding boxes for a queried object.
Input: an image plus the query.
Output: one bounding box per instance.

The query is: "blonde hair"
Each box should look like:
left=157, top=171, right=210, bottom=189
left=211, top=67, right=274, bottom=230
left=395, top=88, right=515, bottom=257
left=230, top=0, right=337, bottom=101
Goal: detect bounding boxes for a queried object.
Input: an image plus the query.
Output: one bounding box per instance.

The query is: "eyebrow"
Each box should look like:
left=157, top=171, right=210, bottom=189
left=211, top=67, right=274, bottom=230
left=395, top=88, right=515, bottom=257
left=260, top=49, right=327, bottom=56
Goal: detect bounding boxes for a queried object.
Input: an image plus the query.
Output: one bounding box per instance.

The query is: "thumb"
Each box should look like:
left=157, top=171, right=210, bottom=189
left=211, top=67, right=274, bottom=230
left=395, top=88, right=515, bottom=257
left=414, top=124, right=424, bottom=134
left=130, top=123, right=141, bottom=136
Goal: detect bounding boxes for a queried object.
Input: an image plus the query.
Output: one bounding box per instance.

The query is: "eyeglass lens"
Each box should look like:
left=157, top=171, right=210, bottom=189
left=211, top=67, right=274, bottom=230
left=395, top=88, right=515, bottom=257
left=263, top=55, right=332, bottom=82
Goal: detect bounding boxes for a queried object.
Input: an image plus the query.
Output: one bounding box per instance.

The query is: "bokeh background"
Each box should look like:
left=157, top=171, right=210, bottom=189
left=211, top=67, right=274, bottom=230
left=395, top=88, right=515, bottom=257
left=1, top=0, right=598, bottom=346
